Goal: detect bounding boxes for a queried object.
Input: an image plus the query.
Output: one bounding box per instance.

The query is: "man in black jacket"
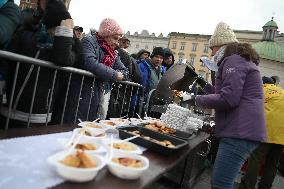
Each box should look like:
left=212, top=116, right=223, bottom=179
left=0, top=0, right=76, bottom=128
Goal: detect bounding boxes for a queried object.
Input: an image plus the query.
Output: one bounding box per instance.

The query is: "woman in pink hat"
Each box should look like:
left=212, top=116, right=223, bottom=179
left=61, top=18, right=129, bottom=123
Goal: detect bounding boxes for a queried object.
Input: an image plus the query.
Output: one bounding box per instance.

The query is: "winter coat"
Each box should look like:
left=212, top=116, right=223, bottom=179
left=117, top=48, right=142, bottom=84
left=0, top=1, right=20, bottom=50
left=196, top=54, right=267, bottom=142
left=62, top=35, right=128, bottom=123
left=50, top=37, right=83, bottom=124
left=1, top=24, right=75, bottom=123
left=137, top=59, right=165, bottom=97
left=263, top=84, right=284, bottom=145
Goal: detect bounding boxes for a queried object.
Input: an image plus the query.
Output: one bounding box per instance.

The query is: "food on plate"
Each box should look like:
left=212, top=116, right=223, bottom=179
left=60, top=153, right=80, bottom=167
left=156, top=140, right=175, bottom=148
left=112, top=157, right=144, bottom=168
left=172, top=90, right=183, bottom=97
left=110, top=142, right=136, bottom=151
left=113, top=118, right=129, bottom=123
left=75, top=143, right=97, bottom=150
left=142, top=136, right=175, bottom=148
left=95, top=133, right=106, bottom=137
left=128, top=130, right=140, bottom=136
left=125, top=130, right=175, bottom=148
left=79, top=129, right=92, bottom=136
left=102, top=120, right=116, bottom=127
left=78, top=128, right=106, bottom=137
left=85, top=122, right=103, bottom=129
left=145, top=121, right=176, bottom=135
left=60, top=151, right=97, bottom=168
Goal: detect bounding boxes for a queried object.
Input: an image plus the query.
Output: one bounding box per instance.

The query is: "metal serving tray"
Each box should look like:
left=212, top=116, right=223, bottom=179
left=138, top=123, right=193, bottom=141
left=118, top=126, right=189, bottom=155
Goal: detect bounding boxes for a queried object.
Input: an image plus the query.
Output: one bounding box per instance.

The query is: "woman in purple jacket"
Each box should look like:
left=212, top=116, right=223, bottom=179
left=193, top=22, right=267, bottom=189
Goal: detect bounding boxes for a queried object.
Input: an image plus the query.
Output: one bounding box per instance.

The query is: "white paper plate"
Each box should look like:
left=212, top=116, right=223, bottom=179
left=47, top=150, right=105, bottom=182
left=104, top=139, right=142, bottom=155
left=57, top=138, right=106, bottom=154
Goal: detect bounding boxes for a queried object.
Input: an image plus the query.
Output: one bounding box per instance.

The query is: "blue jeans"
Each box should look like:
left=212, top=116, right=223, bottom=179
left=211, top=138, right=259, bottom=189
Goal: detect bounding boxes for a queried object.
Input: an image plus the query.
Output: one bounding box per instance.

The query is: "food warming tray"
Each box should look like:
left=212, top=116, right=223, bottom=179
left=117, top=126, right=188, bottom=155
left=138, top=123, right=193, bottom=141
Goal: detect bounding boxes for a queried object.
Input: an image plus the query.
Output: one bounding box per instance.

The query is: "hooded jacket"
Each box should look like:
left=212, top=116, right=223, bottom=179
left=196, top=54, right=267, bottom=142
left=263, top=84, right=284, bottom=145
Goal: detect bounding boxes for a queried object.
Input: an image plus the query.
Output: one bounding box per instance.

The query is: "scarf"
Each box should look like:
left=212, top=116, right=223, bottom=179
left=213, top=45, right=227, bottom=66
left=36, top=23, right=54, bottom=49
left=95, top=32, right=115, bottom=67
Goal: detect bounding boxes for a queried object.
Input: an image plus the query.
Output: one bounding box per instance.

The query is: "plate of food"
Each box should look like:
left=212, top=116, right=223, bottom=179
left=73, top=128, right=107, bottom=140
left=78, top=121, right=108, bottom=130
left=107, top=153, right=149, bottom=179
left=47, top=150, right=105, bottom=182
left=104, top=139, right=142, bottom=154
left=109, top=118, right=130, bottom=126
left=98, top=120, right=121, bottom=132
left=57, top=138, right=106, bottom=154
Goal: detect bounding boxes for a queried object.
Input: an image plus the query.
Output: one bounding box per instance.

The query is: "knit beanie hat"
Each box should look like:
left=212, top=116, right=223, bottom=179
left=209, top=22, right=238, bottom=48
left=150, top=47, right=165, bottom=58
left=98, top=18, right=123, bottom=37
left=137, top=49, right=150, bottom=58
left=164, top=48, right=175, bottom=61
left=43, top=0, right=72, bottom=29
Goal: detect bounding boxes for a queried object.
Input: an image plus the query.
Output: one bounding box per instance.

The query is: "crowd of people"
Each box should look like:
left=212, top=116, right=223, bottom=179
left=0, top=0, right=284, bottom=189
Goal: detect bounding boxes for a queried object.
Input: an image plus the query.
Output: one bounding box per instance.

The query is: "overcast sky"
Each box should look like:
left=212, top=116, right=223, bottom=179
left=15, top=0, right=283, bottom=35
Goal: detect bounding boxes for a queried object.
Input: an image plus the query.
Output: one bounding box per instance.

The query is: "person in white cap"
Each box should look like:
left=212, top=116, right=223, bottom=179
left=188, top=22, right=267, bottom=189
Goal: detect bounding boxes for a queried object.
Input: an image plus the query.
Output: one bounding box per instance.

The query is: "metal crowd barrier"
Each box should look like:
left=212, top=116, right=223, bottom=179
left=0, top=50, right=144, bottom=129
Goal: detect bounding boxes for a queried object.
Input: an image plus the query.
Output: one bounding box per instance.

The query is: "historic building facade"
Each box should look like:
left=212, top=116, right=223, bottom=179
left=252, top=18, right=284, bottom=88
left=234, top=30, right=262, bottom=43
left=168, top=29, right=266, bottom=80
left=168, top=32, right=211, bottom=80
left=125, top=30, right=169, bottom=55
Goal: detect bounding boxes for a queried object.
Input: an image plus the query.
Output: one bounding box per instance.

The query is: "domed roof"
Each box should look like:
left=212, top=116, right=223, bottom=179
left=263, top=19, right=278, bottom=29
left=141, top=30, right=149, bottom=36
left=252, top=41, right=284, bottom=62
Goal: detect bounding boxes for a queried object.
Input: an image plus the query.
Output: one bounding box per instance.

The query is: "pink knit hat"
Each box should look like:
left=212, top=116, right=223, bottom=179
left=98, top=18, right=123, bottom=37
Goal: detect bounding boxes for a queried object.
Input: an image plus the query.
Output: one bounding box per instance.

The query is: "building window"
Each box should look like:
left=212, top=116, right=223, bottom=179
left=178, top=56, right=184, bottom=63
left=189, top=56, right=195, bottom=66
left=135, top=44, right=139, bottom=49
left=26, top=0, right=31, bottom=2
left=145, top=45, right=148, bottom=49
left=180, top=42, right=186, bottom=50
left=203, top=44, right=209, bottom=53
left=201, top=55, right=208, bottom=67
left=192, top=43, right=198, bottom=52
left=172, top=42, right=177, bottom=49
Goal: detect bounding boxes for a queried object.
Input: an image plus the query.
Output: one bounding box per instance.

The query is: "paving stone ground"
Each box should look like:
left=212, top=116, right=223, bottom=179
left=147, top=168, right=284, bottom=189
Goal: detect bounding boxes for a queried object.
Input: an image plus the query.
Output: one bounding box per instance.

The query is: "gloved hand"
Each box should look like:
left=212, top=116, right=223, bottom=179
left=196, top=76, right=207, bottom=88
left=181, top=92, right=196, bottom=102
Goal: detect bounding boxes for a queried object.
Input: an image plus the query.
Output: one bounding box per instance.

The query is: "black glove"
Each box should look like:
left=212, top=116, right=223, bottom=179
left=196, top=76, right=207, bottom=88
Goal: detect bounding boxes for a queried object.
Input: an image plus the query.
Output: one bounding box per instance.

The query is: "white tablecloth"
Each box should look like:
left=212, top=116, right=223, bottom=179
left=0, top=132, right=74, bottom=189
left=0, top=130, right=146, bottom=189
